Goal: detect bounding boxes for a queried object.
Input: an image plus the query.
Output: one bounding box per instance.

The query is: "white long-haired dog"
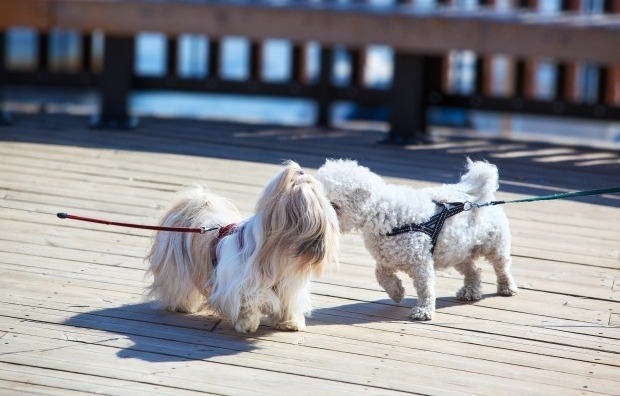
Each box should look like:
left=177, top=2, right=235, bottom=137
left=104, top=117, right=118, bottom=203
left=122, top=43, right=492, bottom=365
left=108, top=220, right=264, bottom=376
left=316, top=158, right=517, bottom=321
left=147, top=161, right=340, bottom=333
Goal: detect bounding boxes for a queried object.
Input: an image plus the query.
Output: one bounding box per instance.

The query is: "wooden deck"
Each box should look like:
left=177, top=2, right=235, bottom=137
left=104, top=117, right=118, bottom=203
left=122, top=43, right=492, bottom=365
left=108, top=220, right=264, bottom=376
left=0, top=112, right=619, bottom=395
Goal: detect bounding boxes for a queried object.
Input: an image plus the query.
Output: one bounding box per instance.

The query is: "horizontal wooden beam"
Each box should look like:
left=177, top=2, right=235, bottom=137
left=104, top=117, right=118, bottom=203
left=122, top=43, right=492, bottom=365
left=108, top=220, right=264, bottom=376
left=0, top=0, right=51, bottom=30
left=1, top=0, right=620, bottom=64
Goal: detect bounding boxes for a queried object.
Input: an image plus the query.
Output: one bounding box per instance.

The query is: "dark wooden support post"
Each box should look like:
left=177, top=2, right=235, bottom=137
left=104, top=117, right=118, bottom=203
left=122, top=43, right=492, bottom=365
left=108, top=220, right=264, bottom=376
left=291, top=43, right=307, bottom=84
left=554, top=0, right=581, bottom=103
left=596, top=67, right=609, bottom=106
left=81, top=34, right=92, bottom=72
left=249, top=40, right=262, bottom=83
left=514, top=58, right=527, bottom=98
left=92, top=35, right=136, bottom=129
left=316, top=45, right=333, bottom=128
left=167, top=36, right=178, bottom=77
left=387, top=52, right=427, bottom=144
left=36, top=32, right=50, bottom=89
left=349, top=48, right=365, bottom=88
left=0, top=31, right=11, bottom=125
left=208, top=38, right=221, bottom=79
left=516, top=0, right=539, bottom=100
left=474, top=53, right=493, bottom=98
left=602, top=0, right=620, bottom=107
left=38, top=33, right=49, bottom=70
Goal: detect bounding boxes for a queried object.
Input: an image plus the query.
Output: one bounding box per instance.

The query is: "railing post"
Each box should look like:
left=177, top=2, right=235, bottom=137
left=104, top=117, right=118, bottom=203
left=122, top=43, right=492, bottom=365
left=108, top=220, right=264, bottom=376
left=249, top=40, right=263, bottom=83
left=387, top=52, right=427, bottom=144
left=316, top=45, right=333, bottom=128
left=92, top=35, right=136, bottom=129
left=555, top=0, right=581, bottom=103
left=208, top=38, right=221, bottom=79
left=602, top=0, right=620, bottom=107
left=167, top=36, right=178, bottom=78
left=291, top=43, right=308, bottom=85
left=0, top=31, right=10, bottom=125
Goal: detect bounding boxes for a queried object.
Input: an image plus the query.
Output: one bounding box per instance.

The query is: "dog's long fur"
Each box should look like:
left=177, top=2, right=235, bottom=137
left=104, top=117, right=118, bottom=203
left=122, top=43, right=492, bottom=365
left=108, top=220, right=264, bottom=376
left=147, top=161, right=340, bottom=333
left=316, top=158, right=517, bottom=321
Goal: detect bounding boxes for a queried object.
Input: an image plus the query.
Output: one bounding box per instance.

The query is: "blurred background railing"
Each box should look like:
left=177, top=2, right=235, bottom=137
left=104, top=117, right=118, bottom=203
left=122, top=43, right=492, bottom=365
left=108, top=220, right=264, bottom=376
left=1, top=0, right=619, bottom=143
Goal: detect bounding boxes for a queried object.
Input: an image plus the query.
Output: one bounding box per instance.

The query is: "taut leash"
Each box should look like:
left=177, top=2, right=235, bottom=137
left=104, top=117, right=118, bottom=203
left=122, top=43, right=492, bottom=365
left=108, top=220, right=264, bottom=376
left=387, top=186, right=620, bottom=252
left=464, top=186, right=620, bottom=210
left=54, top=187, right=619, bottom=236
left=56, top=212, right=218, bottom=234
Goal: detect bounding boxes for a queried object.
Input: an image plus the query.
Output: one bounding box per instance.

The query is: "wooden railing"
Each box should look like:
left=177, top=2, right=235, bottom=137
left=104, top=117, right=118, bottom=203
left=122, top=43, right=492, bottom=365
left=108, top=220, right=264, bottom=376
left=1, top=0, right=620, bottom=142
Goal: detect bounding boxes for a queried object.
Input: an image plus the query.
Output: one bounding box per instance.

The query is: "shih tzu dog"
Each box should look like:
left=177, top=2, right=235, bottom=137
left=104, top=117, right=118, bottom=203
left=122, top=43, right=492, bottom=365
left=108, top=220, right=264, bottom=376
left=316, top=158, right=517, bottom=321
left=147, top=161, right=340, bottom=333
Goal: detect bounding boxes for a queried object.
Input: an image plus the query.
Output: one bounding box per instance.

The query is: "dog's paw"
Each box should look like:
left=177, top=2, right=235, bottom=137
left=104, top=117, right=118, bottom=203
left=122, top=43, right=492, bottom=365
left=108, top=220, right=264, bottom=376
left=387, top=283, right=405, bottom=304
left=233, top=317, right=261, bottom=334
left=275, top=320, right=306, bottom=332
left=408, top=307, right=433, bottom=321
left=497, top=283, right=518, bottom=297
left=456, top=286, right=482, bottom=302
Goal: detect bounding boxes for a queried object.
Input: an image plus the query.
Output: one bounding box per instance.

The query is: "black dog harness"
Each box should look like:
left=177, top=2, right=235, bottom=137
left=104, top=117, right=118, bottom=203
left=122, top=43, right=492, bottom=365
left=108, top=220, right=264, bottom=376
left=386, top=202, right=471, bottom=253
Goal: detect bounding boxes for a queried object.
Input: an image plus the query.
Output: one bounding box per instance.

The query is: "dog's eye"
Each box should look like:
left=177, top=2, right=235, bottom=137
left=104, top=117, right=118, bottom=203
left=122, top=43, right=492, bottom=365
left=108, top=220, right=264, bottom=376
left=331, top=202, right=340, bottom=212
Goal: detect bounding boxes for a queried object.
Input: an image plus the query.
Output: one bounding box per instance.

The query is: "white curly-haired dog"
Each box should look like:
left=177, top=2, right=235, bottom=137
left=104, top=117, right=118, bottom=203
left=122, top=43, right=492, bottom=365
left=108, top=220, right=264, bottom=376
left=316, top=158, right=517, bottom=321
left=147, top=161, right=340, bottom=333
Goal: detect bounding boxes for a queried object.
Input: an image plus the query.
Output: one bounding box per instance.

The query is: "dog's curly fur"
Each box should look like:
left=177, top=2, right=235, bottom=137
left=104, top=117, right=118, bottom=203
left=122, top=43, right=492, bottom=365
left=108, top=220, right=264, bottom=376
left=146, top=161, right=340, bottom=333
left=316, top=158, right=517, bottom=321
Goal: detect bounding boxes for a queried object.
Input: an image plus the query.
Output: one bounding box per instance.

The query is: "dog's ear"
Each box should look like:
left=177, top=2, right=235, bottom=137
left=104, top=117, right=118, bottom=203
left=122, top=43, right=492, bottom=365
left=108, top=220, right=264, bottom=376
left=351, top=187, right=371, bottom=206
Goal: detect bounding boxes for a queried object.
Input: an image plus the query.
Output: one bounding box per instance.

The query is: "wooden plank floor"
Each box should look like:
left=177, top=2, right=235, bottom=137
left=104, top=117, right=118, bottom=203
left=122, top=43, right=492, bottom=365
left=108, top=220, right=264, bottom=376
left=0, top=112, right=619, bottom=395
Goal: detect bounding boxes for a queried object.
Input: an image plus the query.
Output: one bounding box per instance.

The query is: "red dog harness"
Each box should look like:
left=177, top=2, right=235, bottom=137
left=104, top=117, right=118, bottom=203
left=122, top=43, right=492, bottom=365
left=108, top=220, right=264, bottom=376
left=211, top=223, right=244, bottom=266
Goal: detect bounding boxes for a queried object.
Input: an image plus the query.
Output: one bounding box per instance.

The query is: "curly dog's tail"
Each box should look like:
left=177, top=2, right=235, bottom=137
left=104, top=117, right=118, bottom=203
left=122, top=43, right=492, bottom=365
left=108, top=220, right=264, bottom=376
left=458, top=158, right=499, bottom=202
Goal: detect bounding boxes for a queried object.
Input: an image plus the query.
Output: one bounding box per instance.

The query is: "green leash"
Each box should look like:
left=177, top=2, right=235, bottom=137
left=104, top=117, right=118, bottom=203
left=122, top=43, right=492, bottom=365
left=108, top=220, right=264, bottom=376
left=387, top=186, right=619, bottom=253
left=468, top=186, right=620, bottom=209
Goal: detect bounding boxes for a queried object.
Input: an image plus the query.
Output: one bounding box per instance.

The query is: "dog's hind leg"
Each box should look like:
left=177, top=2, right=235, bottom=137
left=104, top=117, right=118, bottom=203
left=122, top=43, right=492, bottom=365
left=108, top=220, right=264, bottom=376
left=454, top=259, right=482, bottom=301
left=375, top=263, right=405, bottom=303
left=485, top=244, right=518, bottom=297
left=491, top=254, right=518, bottom=297
left=404, top=260, right=435, bottom=321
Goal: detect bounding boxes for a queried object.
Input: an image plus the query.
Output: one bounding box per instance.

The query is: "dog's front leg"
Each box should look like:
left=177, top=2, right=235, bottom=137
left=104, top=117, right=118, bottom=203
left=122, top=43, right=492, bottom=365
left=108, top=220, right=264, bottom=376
left=406, top=260, right=435, bottom=321
left=375, top=264, right=405, bottom=303
left=271, top=284, right=309, bottom=332
left=233, top=302, right=261, bottom=333
left=273, top=313, right=306, bottom=332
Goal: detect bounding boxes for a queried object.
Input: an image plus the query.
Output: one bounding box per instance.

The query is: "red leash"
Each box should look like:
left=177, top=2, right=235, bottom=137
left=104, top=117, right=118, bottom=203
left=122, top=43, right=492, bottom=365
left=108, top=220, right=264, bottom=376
left=56, top=212, right=218, bottom=234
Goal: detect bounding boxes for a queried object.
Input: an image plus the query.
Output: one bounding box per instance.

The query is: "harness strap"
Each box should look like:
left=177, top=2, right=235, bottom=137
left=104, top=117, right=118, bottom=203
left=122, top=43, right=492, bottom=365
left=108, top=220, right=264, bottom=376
left=211, top=223, right=244, bottom=267
left=387, top=202, right=467, bottom=253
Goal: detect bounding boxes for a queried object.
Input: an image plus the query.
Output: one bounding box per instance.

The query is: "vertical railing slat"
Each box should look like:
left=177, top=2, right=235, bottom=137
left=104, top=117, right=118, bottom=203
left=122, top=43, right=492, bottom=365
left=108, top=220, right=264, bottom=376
left=208, top=38, right=221, bottom=79
left=38, top=33, right=49, bottom=72
left=81, top=34, right=92, bottom=73
left=602, top=0, right=620, bottom=107
left=291, top=43, right=307, bottom=85
left=93, top=36, right=135, bottom=128
left=476, top=0, right=496, bottom=97
left=556, top=0, right=581, bottom=103
left=249, top=40, right=262, bottom=82
left=167, top=36, right=178, bottom=77
left=388, top=52, right=427, bottom=143
left=316, top=45, right=333, bottom=127
left=0, top=31, right=11, bottom=125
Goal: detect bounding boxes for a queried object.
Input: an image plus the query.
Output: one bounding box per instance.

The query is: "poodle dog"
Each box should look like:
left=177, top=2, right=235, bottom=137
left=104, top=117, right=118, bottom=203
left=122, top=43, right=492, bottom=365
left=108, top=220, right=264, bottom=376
left=316, top=158, right=517, bottom=321
left=147, top=161, right=340, bottom=333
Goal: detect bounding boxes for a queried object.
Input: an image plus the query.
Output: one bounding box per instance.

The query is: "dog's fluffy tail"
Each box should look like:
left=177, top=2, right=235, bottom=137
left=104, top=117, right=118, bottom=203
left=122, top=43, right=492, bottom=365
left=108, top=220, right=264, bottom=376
left=146, top=185, right=241, bottom=313
left=458, top=158, right=499, bottom=202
